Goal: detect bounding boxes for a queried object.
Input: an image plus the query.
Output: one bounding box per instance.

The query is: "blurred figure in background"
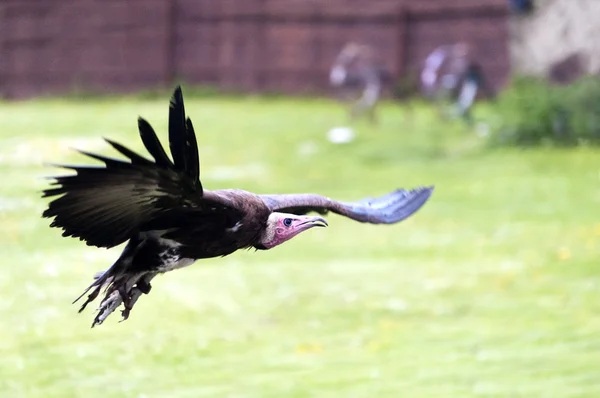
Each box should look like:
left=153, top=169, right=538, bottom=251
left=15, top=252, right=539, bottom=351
left=421, top=43, right=470, bottom=103
left=455, top=61, right=492, bottom=123
left=329, top=42, right=392, bottom=124
left=421, top=44, right=453, bottom=99
left=421, top=43, right=494, bottom=123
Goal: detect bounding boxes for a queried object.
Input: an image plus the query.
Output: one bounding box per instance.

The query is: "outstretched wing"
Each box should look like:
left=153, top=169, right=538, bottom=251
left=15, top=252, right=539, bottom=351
left=42, top=86, right=235, bottom=249
left=260, top=186, right=434, bottom=224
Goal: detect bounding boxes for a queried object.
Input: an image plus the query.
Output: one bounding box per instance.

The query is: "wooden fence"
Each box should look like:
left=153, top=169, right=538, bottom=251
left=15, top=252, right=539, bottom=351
left=0, top=0, right=510, bottom=98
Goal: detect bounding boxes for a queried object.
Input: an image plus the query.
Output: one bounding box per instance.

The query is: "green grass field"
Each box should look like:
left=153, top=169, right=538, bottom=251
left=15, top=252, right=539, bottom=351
left=1, top=93, right=599, bottom=397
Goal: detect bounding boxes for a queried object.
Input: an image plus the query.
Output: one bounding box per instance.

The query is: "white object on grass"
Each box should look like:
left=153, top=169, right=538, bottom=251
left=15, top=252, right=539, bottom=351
left=327, top=126, right=355, bottom=144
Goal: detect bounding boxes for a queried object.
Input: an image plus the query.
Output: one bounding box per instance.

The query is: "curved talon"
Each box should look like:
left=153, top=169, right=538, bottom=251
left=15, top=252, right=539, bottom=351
left=92, top=290, right=123, bottom=328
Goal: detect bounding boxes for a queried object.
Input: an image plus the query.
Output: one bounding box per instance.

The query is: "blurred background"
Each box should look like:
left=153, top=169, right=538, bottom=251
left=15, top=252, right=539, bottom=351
left=1, top=0, right=600, bottom=397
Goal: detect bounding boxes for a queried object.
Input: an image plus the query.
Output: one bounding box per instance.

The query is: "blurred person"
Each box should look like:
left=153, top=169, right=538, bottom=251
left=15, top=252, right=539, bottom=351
left=421, top=43, right=469, bottom=102
left=421, top=44, right=452, bottom=99
left=329, top=42, right=392, bottom=124
left=421, top=43, right=493, bottom=123
left=455, top=61, right=494, bottom=123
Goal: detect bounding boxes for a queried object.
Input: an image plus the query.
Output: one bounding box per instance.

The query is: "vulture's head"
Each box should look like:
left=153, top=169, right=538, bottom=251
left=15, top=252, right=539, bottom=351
left=257, top=212, right=328, bottom=250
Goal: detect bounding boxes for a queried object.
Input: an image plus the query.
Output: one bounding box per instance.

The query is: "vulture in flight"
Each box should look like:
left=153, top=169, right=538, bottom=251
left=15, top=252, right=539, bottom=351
left=42, top=86, right=434, bottom=327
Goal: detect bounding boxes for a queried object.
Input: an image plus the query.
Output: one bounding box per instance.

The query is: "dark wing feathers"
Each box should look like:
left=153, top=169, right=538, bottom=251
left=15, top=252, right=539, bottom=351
left=103, top=139, right=155, bottom=167
left=72, top=150, right=134, bottom=169
left=260, top=186, right=434, bottom=224
left=169, top=86, right=187, bottom=172
left=42, top=86, right=215, bottom=249
left=42, top=156, right=200, bottom=248
left=167, top=86, right=202, bottom=192
left=137, top=117, right=174, bottom=169
left=185, top=117, right=201, bottom=189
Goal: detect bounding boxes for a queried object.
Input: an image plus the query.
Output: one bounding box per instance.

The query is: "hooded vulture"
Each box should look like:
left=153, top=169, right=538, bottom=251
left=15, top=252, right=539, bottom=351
left=42, top=86, right=434, bottom=327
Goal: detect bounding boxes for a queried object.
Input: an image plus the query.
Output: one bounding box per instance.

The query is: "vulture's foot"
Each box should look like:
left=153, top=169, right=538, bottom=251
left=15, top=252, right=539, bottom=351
left=92, top=289, right=123, bottom=327
left=119, top=286, right=144, bottom=322
left=91, top=273, right=156, bottom=327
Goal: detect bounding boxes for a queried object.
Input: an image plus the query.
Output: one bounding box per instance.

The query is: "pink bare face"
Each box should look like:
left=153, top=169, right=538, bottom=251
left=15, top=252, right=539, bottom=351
left=260, top=213, right=328, bottom=249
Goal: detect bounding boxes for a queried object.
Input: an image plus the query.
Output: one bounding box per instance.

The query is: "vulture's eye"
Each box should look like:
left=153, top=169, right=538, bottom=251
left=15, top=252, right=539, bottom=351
left=283, top=218, right=293, bottom=227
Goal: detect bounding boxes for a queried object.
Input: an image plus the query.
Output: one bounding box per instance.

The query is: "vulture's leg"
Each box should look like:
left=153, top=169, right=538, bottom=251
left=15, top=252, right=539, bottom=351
left=76, top=239, right=143, bottom=318
left=120, top=272, right=158, bottom=322
left=91, top=272, right=145, bottom=327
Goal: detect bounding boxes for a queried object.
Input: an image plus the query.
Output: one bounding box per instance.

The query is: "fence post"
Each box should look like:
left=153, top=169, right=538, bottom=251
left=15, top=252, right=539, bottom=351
left=164, top=0, right=176, bottom=87
left=0, top=3, right=6, bottom=98
left=395, top=4, right=409, bottom=79
left=255, top=0, right=268, bottom=91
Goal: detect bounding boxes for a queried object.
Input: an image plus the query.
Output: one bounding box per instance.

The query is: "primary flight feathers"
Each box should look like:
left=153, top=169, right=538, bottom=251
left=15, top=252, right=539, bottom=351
left=42, top=86, right=434, bottom=327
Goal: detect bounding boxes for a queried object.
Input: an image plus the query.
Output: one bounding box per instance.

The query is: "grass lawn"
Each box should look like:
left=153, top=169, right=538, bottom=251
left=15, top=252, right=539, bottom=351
left=0, top=92, right=599, bottom=397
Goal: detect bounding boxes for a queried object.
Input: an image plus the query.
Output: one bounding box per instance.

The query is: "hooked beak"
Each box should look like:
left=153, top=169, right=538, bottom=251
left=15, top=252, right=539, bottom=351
left=296, top=215, right=328, bottom=229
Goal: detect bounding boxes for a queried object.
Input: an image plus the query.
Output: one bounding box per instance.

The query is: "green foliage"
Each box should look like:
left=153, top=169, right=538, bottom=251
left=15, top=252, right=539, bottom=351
left=488, top=75, right=600, bottom=147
